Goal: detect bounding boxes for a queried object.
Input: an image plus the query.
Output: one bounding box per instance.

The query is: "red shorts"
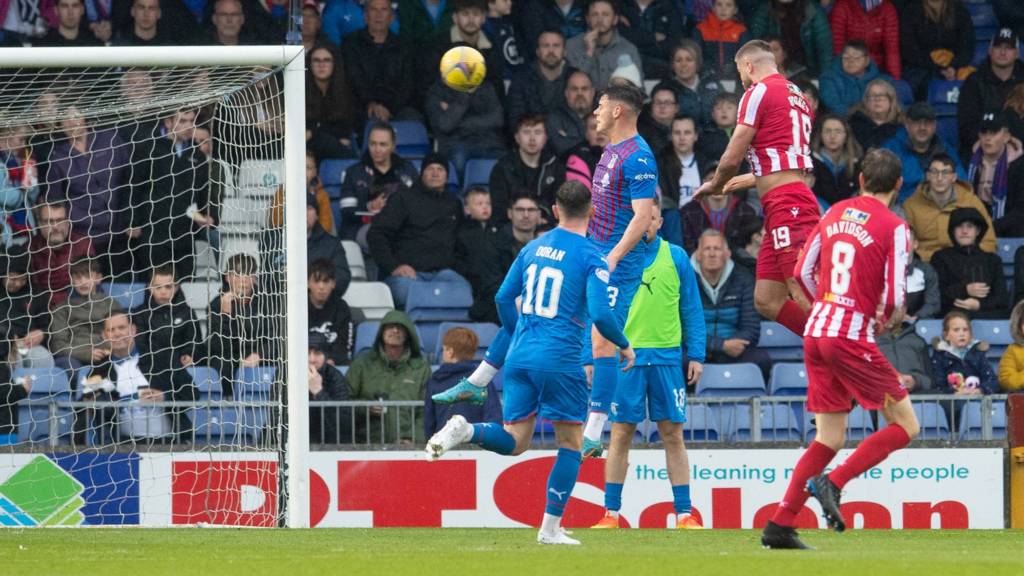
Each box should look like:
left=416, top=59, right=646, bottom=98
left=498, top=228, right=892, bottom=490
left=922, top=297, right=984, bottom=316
left=805, top=337, right=909, bottom=413
left=756, top=181, right=821, bottom=282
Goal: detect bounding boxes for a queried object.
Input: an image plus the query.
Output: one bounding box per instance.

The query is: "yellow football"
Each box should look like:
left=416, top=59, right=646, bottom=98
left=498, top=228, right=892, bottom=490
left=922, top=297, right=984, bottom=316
left=439, top=46, right=487, bottom=93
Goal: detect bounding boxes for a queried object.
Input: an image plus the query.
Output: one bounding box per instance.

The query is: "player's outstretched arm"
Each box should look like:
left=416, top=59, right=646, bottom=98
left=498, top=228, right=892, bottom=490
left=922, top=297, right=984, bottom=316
left=694, top=124, right=757, bottom=200
left=607, top=198, right=654, bottom=273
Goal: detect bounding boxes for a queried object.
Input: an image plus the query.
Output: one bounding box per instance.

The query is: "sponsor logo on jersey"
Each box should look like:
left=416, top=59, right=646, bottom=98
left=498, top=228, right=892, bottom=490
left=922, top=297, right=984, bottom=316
left=790, top=207, right=800, bottom=218
left=824, top=292, right=856, bottom=307
left=596, top=269, right=610, bottom=283
left=841, top=207, right=870, bottom=225
left=633, top=173, right=656, bottom=181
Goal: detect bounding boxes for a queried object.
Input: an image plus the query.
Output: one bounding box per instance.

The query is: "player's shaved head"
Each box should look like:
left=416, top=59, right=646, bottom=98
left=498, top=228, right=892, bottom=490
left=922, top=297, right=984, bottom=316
left=735, top=40, right=775, bottom=66
left=860, top=148, right=903, bottom=194
left=555, top=180, right=592, bottom=219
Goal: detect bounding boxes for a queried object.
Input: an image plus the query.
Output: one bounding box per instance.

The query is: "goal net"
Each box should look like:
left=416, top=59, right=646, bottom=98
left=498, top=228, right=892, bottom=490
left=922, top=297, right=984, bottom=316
left=0, top=47, right=309, bottom=528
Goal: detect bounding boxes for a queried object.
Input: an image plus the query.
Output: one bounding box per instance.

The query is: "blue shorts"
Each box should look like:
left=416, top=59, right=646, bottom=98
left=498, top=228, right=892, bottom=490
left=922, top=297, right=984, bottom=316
left=502, top=366, right=589, bottom=424
left=611, top=364, right=687, bottom=424
left=597, top=243, right=645, bottom=328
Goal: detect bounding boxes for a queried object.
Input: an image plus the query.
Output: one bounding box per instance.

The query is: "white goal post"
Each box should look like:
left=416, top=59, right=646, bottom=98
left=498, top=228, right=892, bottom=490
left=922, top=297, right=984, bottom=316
left=0, top=46, right=309, bottom=528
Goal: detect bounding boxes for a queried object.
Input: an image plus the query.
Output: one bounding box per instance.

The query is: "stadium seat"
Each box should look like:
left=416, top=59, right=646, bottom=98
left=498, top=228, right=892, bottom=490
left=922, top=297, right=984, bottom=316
left=891, top=79, right=914, bottom=106
left=343, top=281, right=395, bottom=320
left=462, top=158, right=498, bottom=191
left=433, top=322, right=501, bottom=360
left=804, top=405, right=875, bottom=442
left=533, top=418, right=556, bottom=444
left=959, top=400, right=1007, bottom=440
left=758, top=322, right=803, bottom=362
left=768, top=363, right=808, bottom=396
left=188, top=366, right=222, bottom=400
left=973, top=40, right=990, bottom=67
left=233, top=366, right=276, bottom=443
left=237, top=159, right=284, bottom=188
left=681, top=404, right=721, bottom=441
left=393, top=121, right=432, bottom=158
left=104, top=282, right=147, bottom=311
left=354, top=321, right=380, bottom=356
left=342, top=240, right=367, bottom=280
left=14, top=367, right=72, bottom=444
left=972, top=319, right=1013, bottom=359
left=967, top=2, right=998, bottom=27
left=880, top=403, right=950, bottom=441
left=997, top=237, right=1024, bottom=265
left=190, top=406, right=251, bottom=445
left=181, top=281, right=218, bottom=315
left=405, top=280, right=473, bottom=322
left=914, top=319, right=944, bottom=342
left=320, top=158, right=359, bottom=200
left=729, top=404, right=803, bottom=441
left=220, top=195, right=272, bottom=235
left=696, top=363, right=766, bottom=397
left=937, top=117, right=959, bottom=152
left=927, top=80, right=961, bottom=117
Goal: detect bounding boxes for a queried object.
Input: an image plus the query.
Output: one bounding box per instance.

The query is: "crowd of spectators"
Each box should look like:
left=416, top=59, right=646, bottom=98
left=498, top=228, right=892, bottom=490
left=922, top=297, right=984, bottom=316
left=4, top=0, right=1024, bottom=446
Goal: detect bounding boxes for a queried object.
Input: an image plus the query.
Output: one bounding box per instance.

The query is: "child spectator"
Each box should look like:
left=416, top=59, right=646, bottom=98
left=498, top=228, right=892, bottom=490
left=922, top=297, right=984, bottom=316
left=700, top=92, right=738, bottom=164
left=49, top=257, right=123, bottom=372
left=931, top=310, right=998, bottom=400
left=930, top=207, right=1007, bottom=318
left=423, top=327, right=501, bottom=437
left=999, top=300, right=1024, bottom=393
left=132, top=263, right=202, bottom=377
left=455, top=187, right=507, bottom=324
left=307, top=258, right=354, bottom=366
left=0, top=245, right=52, bottom=368
left=0, top=124, right=40, bottom=247
left=207, top=254, right=278, bottom=395
left=270, top=149, right=334, bottom=236
left=694, top=0, right=751, bottom=81
left=810, top=114, right=862, bottom=208
left=308, top=347, right=353, bottom=444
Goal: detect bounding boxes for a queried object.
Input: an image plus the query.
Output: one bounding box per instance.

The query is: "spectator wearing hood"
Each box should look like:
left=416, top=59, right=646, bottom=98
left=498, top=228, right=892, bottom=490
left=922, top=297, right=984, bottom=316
left=904, top=153, right=996, bottom=261
left=423, top=326, right=501, bottom=436
left=819, top=40, right=883, bottom=116
left=999, top=300, right=1024, bottom=393
left=883, top=102, right=964, bottom=203
left=958, top=28, right=1024, bottom=161
left=367, top=153, right=470, bottom=308
left=930, top=207, right=1007, bottom=318
left=347, top=309, right=431, bottom=444
left=966, top=111, right=1023, bottom=220
left=828, top=0, right=900, bottom=79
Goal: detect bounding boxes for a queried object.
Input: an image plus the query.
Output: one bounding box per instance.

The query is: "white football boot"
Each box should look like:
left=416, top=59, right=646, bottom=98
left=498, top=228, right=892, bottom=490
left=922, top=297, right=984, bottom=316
left=425, top=415, right=473, bottom=461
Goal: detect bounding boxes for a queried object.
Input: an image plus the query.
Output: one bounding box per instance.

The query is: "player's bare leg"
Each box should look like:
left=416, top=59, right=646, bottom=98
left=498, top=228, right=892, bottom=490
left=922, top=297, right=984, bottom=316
left=660, top=421, right=702, bottom=528
left=583, top=330, right=618, bottom=457
left=754, top=278, right=811, bottom=336
left=539, top=421, right=585, bottom=545
left=811, top=397, right=921, bottom=532
left=593, top=422, right=636, bottom=528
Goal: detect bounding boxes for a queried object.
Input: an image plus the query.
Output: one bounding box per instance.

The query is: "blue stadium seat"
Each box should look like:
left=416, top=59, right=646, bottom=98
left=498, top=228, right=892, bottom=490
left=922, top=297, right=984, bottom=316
left=927, top=80, right=962, bottom=117
left=533, top=418, right=556, bottom=444
left=967, top=2, right=998, bottom=27
left=997, top=237, right=1024, bottom=265
left=363, top=120, right=431, bottom=158
left=804, top=405, right=875, bottom=442
left=973, top=40, right=990, bottom=67
left=600, top=418, right=645, bottom=442
left=682, top=404, right=721, bottom=441
left=696, top=363, right=766, bottom=397
left=729, top=404, right=803, bottom=441
left=188, top=366, right=222, bottom=400
left=937, top=117, right=959, bottom=152
left=355, top=321, right=381, bottom=356
left=233, top=366, right=276, bottom=443
left=405, top=280, right=473, bottom=322
left=319, top=158, right=359, bottom=199
left=769, top=363, right=808, bottom=396
left=880, top=403, right=950, bottom=440
left=972, top=319, right=1013, bottom=359
left=104, top=282, right=147, bottom=311
left=914, top=319, right=944, bottom=342
left=190, top=406, right=251, bottom=445
left=463, top=158, right=498, bottom=191
left=433, top=322, right=501, bottom=360
left=758, top=322, right=803, bottom=362
left=959, top=400, right=1007, bottom=440
left=891, top=79, right=914, bottom=106
left=14, top=367, right=72, bottom=444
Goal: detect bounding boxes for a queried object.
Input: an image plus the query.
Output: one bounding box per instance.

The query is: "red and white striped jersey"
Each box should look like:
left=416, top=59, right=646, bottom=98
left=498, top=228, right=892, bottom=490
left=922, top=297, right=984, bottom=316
left=795, top=196, right=910, bottom=343
left=737, top=74, right=814, bottom=176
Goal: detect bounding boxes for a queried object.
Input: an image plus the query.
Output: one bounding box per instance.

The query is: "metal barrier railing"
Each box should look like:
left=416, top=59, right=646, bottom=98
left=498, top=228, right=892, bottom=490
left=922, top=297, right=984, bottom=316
left=8, top=395, right=1012, bottom=448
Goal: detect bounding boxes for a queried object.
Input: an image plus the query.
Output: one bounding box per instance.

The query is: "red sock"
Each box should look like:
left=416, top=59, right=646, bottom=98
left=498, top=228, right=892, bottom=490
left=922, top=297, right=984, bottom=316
left=771, top=441, right=836, bottom=526
left=776, top=299, right=809, bottom=336
left=829, top=424, right=911, bottom=489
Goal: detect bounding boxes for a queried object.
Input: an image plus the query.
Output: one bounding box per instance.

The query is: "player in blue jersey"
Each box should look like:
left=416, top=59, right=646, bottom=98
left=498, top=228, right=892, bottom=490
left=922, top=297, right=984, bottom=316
left=583, top=82, right=657, bottom=458
left=426, top=181, right=636, bottom=546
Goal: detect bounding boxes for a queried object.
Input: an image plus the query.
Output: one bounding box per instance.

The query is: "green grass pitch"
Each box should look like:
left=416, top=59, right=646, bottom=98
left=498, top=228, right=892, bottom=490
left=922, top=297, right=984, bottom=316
left=2, top=528, right=1023, bottom=575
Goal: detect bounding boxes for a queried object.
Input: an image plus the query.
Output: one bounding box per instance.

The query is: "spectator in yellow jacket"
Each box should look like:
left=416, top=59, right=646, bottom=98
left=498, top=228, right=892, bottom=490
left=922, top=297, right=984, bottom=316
left=998, top=300, right=1024, bottom=392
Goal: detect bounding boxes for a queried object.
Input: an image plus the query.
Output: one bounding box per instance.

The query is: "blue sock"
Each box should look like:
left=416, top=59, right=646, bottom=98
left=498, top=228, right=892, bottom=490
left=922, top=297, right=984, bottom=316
left=471, top=423, right=515, bottom=455
left=590, top=357, right=618, bottom=413
left=672, top=484, right=691, bottom=515
left=605, top=482, right=624, bottom=512
left=483, top=329, right=511, bottom=368
left=545, top=448, right=582, bottom=516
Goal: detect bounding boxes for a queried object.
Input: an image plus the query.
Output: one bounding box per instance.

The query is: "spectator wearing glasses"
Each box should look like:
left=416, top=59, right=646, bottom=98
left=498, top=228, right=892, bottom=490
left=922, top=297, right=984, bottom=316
left=637, top=86, right=679, bottom=155
left=306, top=45, right=358, bottom=160
left=29, top=201, right=95, bottom=308
left=847, top=78, right=903, bottom=151
left=819, top=40, right=882, bottom=116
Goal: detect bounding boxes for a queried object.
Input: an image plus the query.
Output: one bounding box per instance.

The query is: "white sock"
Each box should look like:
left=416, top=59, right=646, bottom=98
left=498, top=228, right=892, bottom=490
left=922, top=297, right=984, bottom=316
left=540, top=513, right=562, bottom=535
left=583, top=412, right=608, bottom=442
left=467, top=362, right=498, bottom=388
